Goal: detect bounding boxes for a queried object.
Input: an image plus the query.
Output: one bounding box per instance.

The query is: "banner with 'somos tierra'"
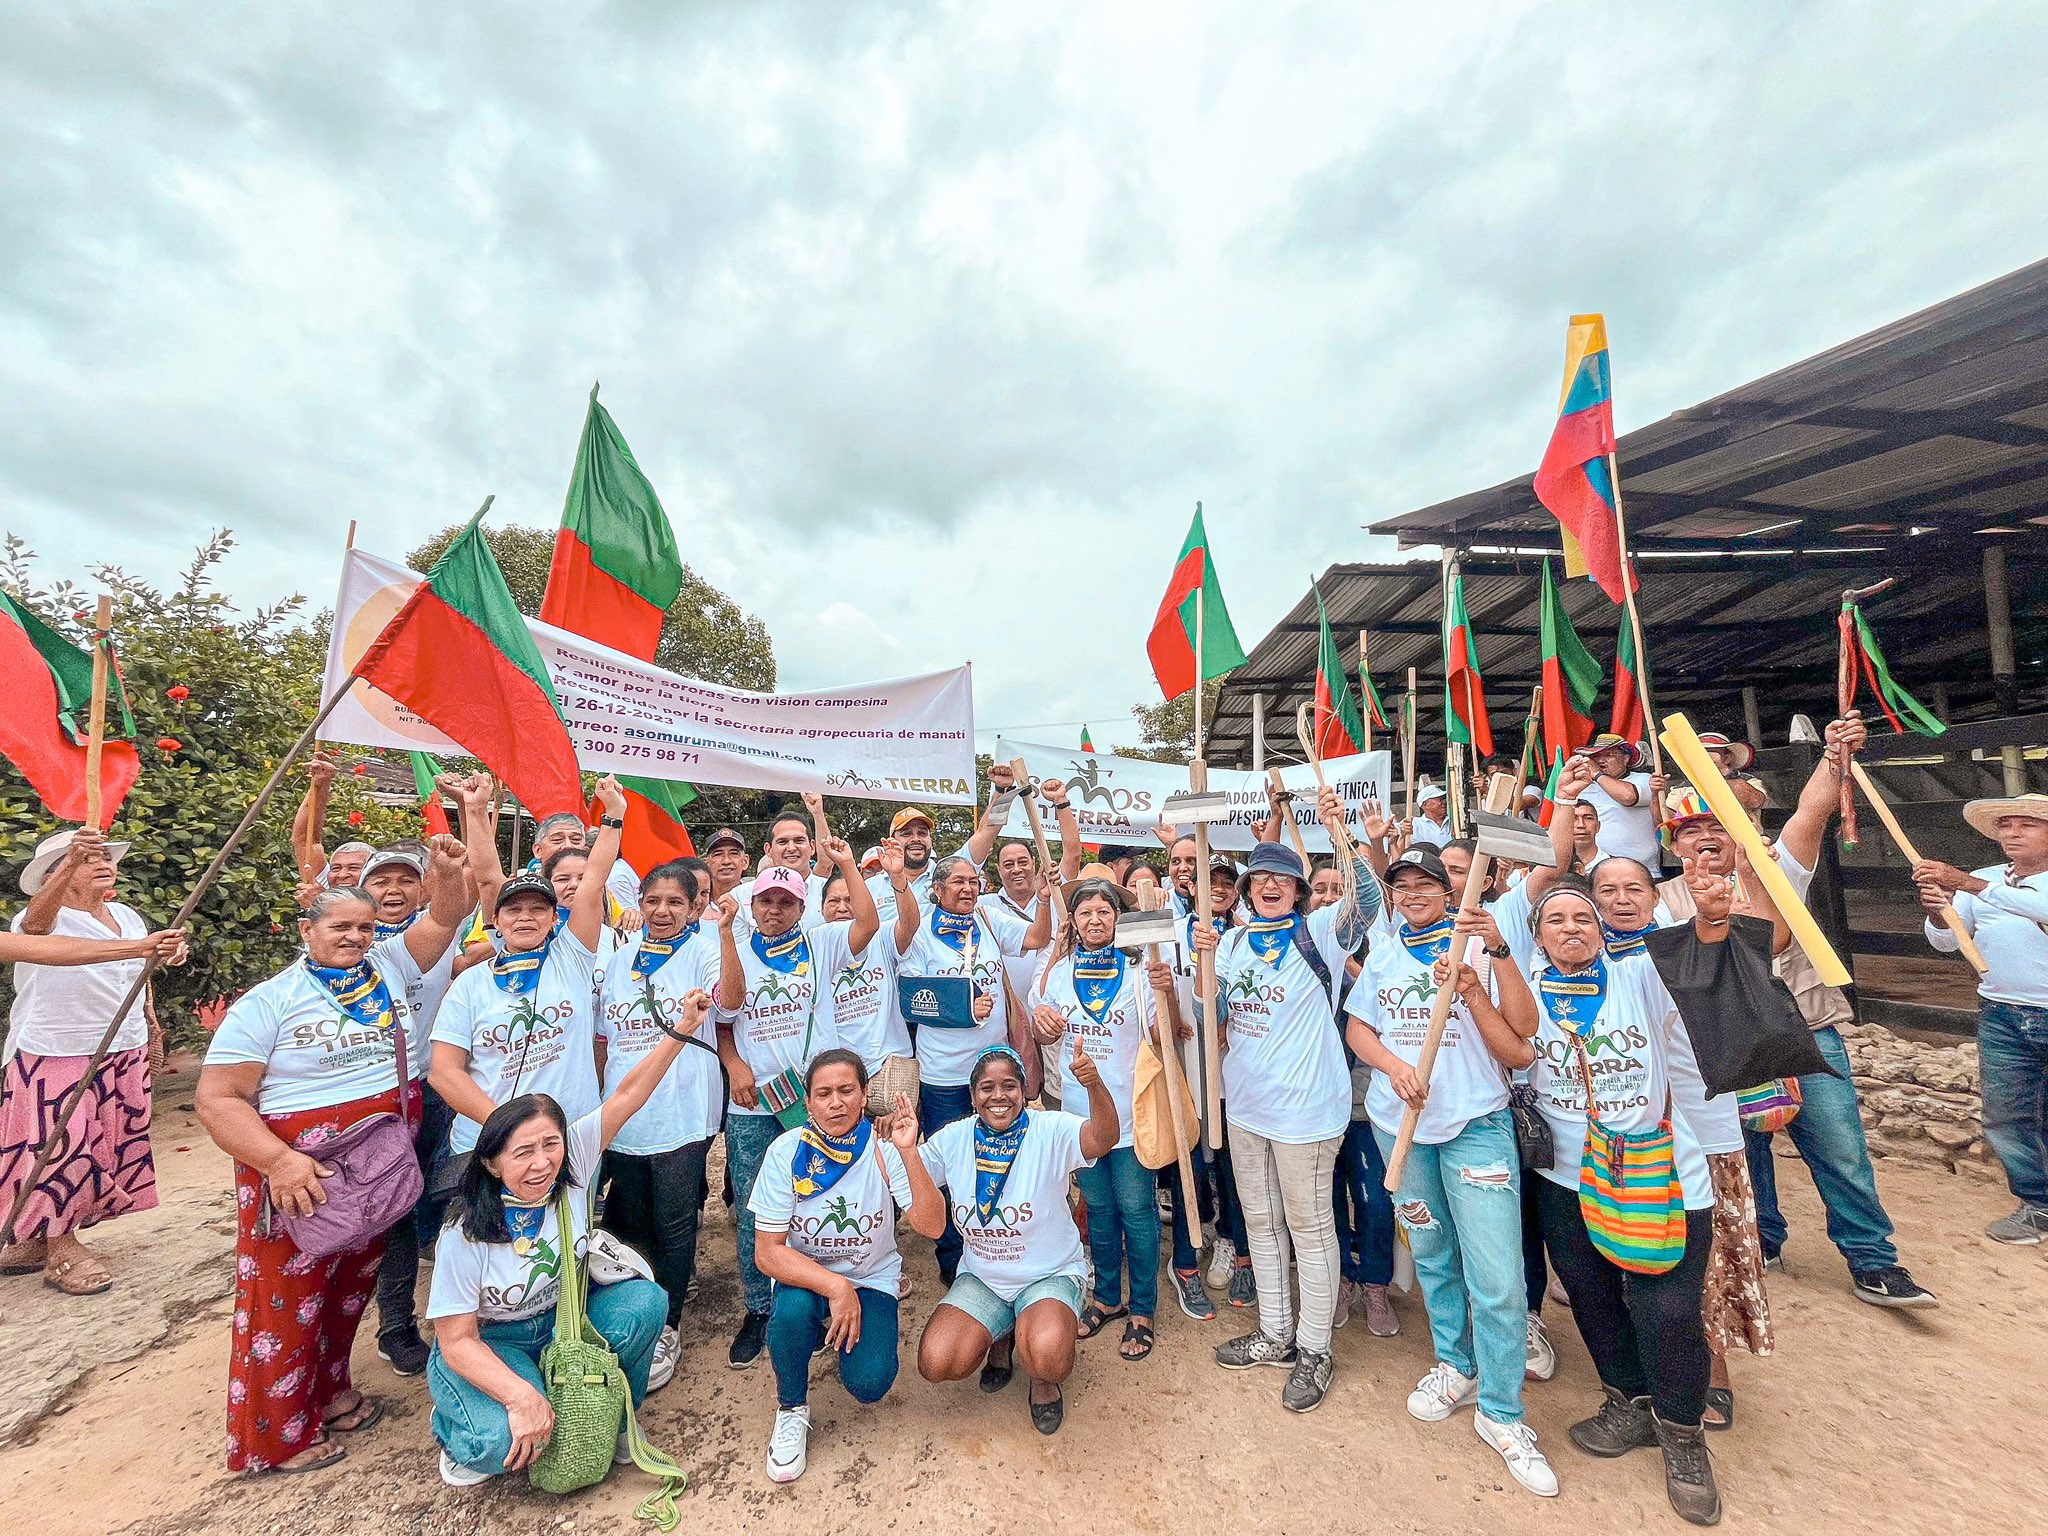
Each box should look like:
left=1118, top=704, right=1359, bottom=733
left=321, top=548, right=978, bottom=804
left=993, top=737, right=1392, bottom=853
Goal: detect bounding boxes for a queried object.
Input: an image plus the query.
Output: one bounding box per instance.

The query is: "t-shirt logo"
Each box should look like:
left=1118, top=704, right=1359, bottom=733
left=912, top=987, right=940, bottom=1013
left=750, top=971, right=807, bottom=1008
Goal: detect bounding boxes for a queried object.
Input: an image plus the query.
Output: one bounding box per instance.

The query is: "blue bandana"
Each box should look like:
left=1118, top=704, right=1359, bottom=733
left=972, top=1110, right=1029, bottom=1224
left=792, top=1117, right=871, bottom=1201
left=303, top=957, right=396, bottom=1031
left=631, top=929, right=697, bottom=981
left=372, top=909, right=419, bottom=942
left=750, top=927, right=811, bottom=975
left=1538, top=956, right=1608, bottom=1035
left=930, top=907, right=978, bottom=953
left=1603, top=923, right=1654, bottom=960
left=502, top=1200, right=548, bottom=1253
left=1398, top=917, right=1457, bottom=967
left=1071, top=945, right=1126, bottom=1023
left=490, top=938, right=552, bottom=997
left=1244, top=913, right=1301, bottom=967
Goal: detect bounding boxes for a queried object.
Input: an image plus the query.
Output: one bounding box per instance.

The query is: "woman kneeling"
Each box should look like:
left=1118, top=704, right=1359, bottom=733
left=916, top=1039, right=1118, bottom=1433
left=750, top=1049, right=947, bottom=1483
left=426, top=990, right=712, bottom=1489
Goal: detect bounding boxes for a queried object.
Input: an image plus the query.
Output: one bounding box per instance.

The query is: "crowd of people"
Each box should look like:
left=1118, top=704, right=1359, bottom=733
left=3, top=724, right=2045, bottom=1528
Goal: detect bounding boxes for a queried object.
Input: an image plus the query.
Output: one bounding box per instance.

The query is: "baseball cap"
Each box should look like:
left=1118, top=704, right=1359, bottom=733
left=362, top=848, right=425, bottom=881
left=494, top=873, right=558, bottom=913
left=1416, top=781, right=1447, bottom=806
left=858, top=845, right=883, bottom=872
left=1384, top=847, right=1453, bottom=891
left=751, top=865, right=809, bottom=904
left=704, top=827, right=747, bottom=854
left=890, top=808, right=936, bottom=835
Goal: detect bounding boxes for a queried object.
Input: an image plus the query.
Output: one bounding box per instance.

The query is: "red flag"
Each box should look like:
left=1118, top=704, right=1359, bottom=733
left=1609, top=620, right=1645, bottom=745
left=1147, top=506, right=1246, bottom=700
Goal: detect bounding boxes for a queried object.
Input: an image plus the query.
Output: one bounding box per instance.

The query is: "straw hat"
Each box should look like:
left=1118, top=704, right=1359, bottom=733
left=1574, top=733, right=1645, bottom=771
left=20, top=829, right=132, bottom=896
left=1963, top=793, right=2048, bottom=841
left=1696, top=731, right=1756, bottom=771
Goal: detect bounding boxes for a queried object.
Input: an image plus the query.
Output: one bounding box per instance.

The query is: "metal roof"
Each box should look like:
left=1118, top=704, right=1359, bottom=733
left=1371, top=257, right=2048, bottom=557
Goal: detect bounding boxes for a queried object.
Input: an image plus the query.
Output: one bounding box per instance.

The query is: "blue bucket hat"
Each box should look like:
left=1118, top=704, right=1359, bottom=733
left=1241, top=842, right=1307, bottom=884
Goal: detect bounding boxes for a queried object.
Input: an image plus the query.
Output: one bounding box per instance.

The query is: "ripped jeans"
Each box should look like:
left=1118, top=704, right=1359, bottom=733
left=1374, top=1108, right=1526, bottom=1424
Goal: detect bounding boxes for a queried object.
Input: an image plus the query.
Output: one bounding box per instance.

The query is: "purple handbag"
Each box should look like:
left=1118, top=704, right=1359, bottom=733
left=272, top=1009, right=424, bottom=1259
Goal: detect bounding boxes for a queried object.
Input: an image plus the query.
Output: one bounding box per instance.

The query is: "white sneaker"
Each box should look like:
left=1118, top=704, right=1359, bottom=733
left=648, top=1325, right=681, bottom=1392
left=1476, top=1411, right=1559, bottom=1497
left=1206, top=1238, right=1237, bottom=1290
left=1406, top=1362, right=1478, bottom=1423
left=439, top=1449, right=493, bottom=1487
left=615, top=1427, right=635, bottom=1467
left=1524, top=1310, right=1557, bottom=1382
left=765, top=1405, right=811, bottom=1483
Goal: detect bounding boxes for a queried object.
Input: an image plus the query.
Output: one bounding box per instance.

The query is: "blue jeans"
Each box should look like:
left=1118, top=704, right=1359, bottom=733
left=1743, top=1025, right=1898, bottom=1274
left=767, top=1282, right=900, bottom=1409
left=918, top=1083, right=975, bottom=1282
left=1334, top=1120, right=1395, bottom=1286
left=727, top=1114, right=784, bottom=1315
left=429, top=1277, right=668, bottom=1476
left=1376, top=1110, right=1526, bottom=1424
left=1074, top=1145, right=1160, bottom=1316
left=1979, top=1000, right=2048, bottom=1209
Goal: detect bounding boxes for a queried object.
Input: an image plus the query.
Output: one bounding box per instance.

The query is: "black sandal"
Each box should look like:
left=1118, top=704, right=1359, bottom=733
left=1029, top=1382, right=1064, bottom=1435
left=1076, top=1301, right=1127, bottom=1339
left=979, top=1344, right=1015, bottom=1394
left=1703, top=1387, right=1735, bottom=1432
left=1119, top=1318, right=1154, bottom=1361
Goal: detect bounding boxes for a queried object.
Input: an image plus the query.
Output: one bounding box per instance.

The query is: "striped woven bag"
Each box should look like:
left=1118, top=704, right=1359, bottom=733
left=1570, top=1036, right=1685, bottom=1275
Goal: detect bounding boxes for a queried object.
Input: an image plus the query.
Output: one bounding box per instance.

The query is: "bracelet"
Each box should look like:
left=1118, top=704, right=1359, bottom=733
left=657, top=1019, right=692, bottom=1042
left=600, top=815, right=625, bottom=829
left=1046, top=800, right=1070, bottom=811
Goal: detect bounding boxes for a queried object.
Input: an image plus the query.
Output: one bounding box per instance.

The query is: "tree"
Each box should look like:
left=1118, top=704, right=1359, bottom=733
left=1116, top=679, right=1223, bottom=762
left=0, top=532, right=411, bottom=1039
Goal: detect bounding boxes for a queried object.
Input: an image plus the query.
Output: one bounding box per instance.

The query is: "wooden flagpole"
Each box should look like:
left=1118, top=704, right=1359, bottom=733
left=1191, top=583, right=1224, bottom=1146
left=1267, top=767, right=1310, bottom=860
left=1511, top=683, right=1543, bottom=799
left=1136, top=884, right=1201, bottom=1224
left=1358, top=630, right=1373, bottom=758
left=1848, top=760, right=1988, bottom=974
left=83, top=596, right=114, bottom=829
left=1606, top=452, right=1664, bottom=813
left=1402, top=668, right=1419, bottom=822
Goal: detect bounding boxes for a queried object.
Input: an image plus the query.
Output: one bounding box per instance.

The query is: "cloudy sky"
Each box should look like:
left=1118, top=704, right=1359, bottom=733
left=6, top=1, right=2045, bottom=752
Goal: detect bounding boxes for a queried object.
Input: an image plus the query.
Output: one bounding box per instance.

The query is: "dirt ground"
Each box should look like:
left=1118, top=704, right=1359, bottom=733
left=1, top=1056, right=2043, bottom=1536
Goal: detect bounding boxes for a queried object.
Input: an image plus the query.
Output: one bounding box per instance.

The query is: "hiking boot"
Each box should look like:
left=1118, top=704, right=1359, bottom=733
left=1569, top=1386, right=1657, bottom=1458
left=1281, top=1348, right=1334, bottom=1413
left=1172, top=1267, right=1217, bottom=1321
left=1227, top=1263, right=1257, bottom=1309
left=1405, top=1362, right=1477, bottom=1423
left=1330, top=1280, right=1353, bottom=1331
left=1477, top=1412, right=1560, bottom=1497
left=728, top=1309, right=770, bottom=1369
left=1205, top=1237, right=1237, bottom=1289
left=1213, top=1330, right=1297, bottom=1370
left=1851, top=1265, right=1937, bottom=1309
left=1655, top=1414, right=1723, bottom=1525
left=1524, top=1310, right=1557, bottom=1381
left=1359, top=1282, right=1399, bottom=1337
left=1985, top=1203, right=2048, bottom=1246
left=376, top=1323, right=430, bottom=1377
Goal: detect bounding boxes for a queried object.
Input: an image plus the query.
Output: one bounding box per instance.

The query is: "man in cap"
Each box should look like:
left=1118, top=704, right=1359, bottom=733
left=703, top=826, right=752, bottom=906
left=1659, top=712, right=1935, bottom=1309
left=1697, top=731, right=1768, bottom=825
left=1411, top=781, right=1453, bottom=849
left=1914, top=792, right=2048, bottom=1244
left=1573, top=733, right=1664, bottom=868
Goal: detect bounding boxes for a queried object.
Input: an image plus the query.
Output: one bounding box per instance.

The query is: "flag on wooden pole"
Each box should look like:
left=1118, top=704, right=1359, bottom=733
left=1841, top=597, right=1946, bottom=736
left=1147, top=505, right=1246, bottom=700
left=1311, top=580, right=1365, bottom=757
left=1357, top=636, right=1391, bottom=733
left=408, top=751, right=453, bottom=836
left=1533, top=315, right=1636, bottom=603
left=1442, top=567, right=1494, bottom=757
left=1538, top=559, right=1601, bottom=763
left=1609, top=619, right=1646, bottom=745
left=0, top=591, right=140, bottom=826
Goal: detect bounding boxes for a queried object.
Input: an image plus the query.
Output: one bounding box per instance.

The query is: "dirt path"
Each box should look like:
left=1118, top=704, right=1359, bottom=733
left=2, top=1065, right=2042, bottom=1536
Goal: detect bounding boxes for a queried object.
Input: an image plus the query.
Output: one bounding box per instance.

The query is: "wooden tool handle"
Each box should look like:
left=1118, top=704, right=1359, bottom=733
left=1846, top=760, right=1989, bottom=975
left=1136, top=887, right=1201, bottom=1211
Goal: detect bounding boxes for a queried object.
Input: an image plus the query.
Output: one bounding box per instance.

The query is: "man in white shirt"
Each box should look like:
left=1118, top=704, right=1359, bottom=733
left=1411, top=783, right=1453, bottom=849
left=1914, top=792, right=2048, bottom=1245
left=1573, top=734, right=1665, bottom=868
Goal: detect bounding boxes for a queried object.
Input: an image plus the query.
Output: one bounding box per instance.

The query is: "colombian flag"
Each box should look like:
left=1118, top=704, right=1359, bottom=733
left=1533, top=315, right=1635, bottom=604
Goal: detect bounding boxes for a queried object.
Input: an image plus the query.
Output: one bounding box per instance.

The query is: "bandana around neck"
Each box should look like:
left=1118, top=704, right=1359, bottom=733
left=1071, top=944, right=1126, bottom=1023
left=792, top=1116, right=871, bottom=1201
left=1538, top=954, right=1608, bottom=1034
left=972, top=1111, right=1029, bottom=1223
left=632, top=925, right=699, bottom=980
left=372, top=909, right=420, bottom=941
left=930, top=907, right=978, bottom=953
left=750, top=927, right=811, bottom=975
left=490, top=936, right=553, bottom=997
left=1244, top=913, right=1301, bottom=967
left=1603, top=923, right=1654, bottom=960
left=1398, top=917, right=1456, bottom=967
left=303, top=957, right=395, bottom=1031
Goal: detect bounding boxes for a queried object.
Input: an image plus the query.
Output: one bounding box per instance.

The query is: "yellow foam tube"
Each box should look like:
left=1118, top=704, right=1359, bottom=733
left=1658, top=711, right=1852, bottom=988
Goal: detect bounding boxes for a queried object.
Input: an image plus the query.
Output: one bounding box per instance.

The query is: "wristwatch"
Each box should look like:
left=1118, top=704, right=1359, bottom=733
left=600, top=815, right=625, bottom=829
left=1485, top=942, right=1511, bottom=959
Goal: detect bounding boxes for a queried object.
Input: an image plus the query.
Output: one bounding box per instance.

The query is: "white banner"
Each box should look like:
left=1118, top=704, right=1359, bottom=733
left=992, top=737, right=1392, bottom=853
left=320, top=548, right=978, bottom=804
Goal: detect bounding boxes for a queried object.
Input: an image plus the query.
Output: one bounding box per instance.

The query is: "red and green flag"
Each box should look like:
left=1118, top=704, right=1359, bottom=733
left=603, top=775, right=697, bottom=872
left=1147, top=503, right=1247, bottom=701
left=1080, top=725, right=1096, bottom=752
left=356, top=508, right=584, bottom=818
left=539, top=385, right=685, bottom=661
left=1841, top=598, right=1945, bottom=736
left=1312, top=580, right=1365, bottom=757
left=1538, top=559, right=1601, bottom=762
left=1357, top=635, right=1391, bottom=734
left=408, top=751, right=453, bottom=837
left=0, top=592, right=139, bottom=826
left=1442, top=568, right=1494, bottom=757
left=1609, top=619, right=1645, bottom=745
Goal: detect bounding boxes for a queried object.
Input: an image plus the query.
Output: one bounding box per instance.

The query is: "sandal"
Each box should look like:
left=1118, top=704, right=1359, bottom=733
left=42, top=1256, right=112, bottom=1296
left=1119, top=1318, right=1155, bottom=1362
left=1703, top=1387, right=1735, bottom=1432
left=979, top=1343, right=1015, bottom=1394
left=322, top=1394, right=385, bottom=1435
left=1028, top=1382, right=1065, bottom=1435
left=266, top=1436, right=347, bottom=1477
left=1076, top=1301, right=1128, bottom=1340
left=1, top=1237, right=49, bottom=1275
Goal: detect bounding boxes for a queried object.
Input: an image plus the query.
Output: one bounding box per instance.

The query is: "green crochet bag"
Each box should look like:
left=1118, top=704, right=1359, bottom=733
left=528, top=1186, right=687, bottom=1528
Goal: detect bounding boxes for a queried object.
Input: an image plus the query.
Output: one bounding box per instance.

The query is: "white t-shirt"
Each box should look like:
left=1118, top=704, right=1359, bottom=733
left=605, top=859, right=644, bottom=916
left=1582, top=772, right=1661, bottom=867
left=1928, top=865, right=2048, bottom=1007
left=895, top=906, right=1024, bottom=1088
left=816, top=924, right=907, bottom=1071
left=719, top=925, right=841, bottom=1117
left=1349, top=925, right=1509, bottom=1146
left=597, top=930, right=722, bottom=1155
left=432, top=932, right=602, bottom=1154
left=749, top=1130, right=915, bottom=1294
left=865, top=844, right=972, bottom=924
left=1212, top=905, right=1353, bottom=1145
left=920, top=1110, right=1091, bottom=1302
left=1411, top=812, right=1453, bottom=848
left=1032, top=949, right=1157, bottom=1149
left=1522, top=954, right=1714, bottom=1208
left=427, top=1110, right=604, bottom=1323
left=205, top=938, right=430, bottom=1116
left=6, top=902, right=150, bottom=1060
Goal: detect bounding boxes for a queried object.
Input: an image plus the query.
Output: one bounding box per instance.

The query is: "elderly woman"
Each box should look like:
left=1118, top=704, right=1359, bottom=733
left=196, top=837, right=470, bottom=1475
left=749, top=1050, right=947, bottom=1482
left=427, top=987, right=711, bottom=1490
left=917, top=1039, right=1118, bottom=1433
left=1187, top=787, right=1379, bottom=1416
left=1028, top=878, right=1182, bottom=1359
left=1, top=829, right=187, bottom=1292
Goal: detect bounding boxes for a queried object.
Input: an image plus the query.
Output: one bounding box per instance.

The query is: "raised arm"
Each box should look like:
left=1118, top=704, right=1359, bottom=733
left=568, top=777, right=624, bottom=951
left=444, top=773, right=508, bottom=913
left=711, top=893, right=745, bottom=1012
left=881, top=839, right=919, bottom=957
left=292, top=756, right=337, bottom=881
left=404, top=835, right=476, bottom=971
left=599, top=991, right=712, bottom=1147
left=802, top=791, right=833, bottom=869
left=963, top=762, right=1016, bottom=867
left=1317, top=786, right=1384, bottom=951
left=1020, top=873, right=1054, bottom=954
left=825, top=836, right=879, bottom=952
left=1779, top=712, right=1865, bottom=871
left=18, top=830, right=109, bottom=935
left=1041, top=777, right=1084, bottom=884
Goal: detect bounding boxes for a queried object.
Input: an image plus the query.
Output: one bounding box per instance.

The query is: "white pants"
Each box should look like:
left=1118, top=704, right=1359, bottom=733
left=1228, top=1123, right=1343, bottom=1355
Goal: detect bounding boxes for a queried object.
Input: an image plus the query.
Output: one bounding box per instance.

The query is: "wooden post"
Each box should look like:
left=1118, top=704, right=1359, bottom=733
left=83, top=596, right=114, bottom=829
left=1189, top=570, right=1225, bottom=1146
left=1136, top=885, right=1201, bottom=1224
left=1511, top=683, right=1543, bottom=799
left=1848, top=760, right=1989, bottom=974
left=1251, top=693, right=1265, bottom=771
left=1606, top=449, right=1666, bottom=827
left=1383, top=773, right=1517, bottom=1191
left=1402, top=669, right=1419, bottom=821
left=1741, top=685, right=1764, bottom=750
left=1358, top=631, right=1373, bottom=758
left=1985, top=546, right=2027, bottom=794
